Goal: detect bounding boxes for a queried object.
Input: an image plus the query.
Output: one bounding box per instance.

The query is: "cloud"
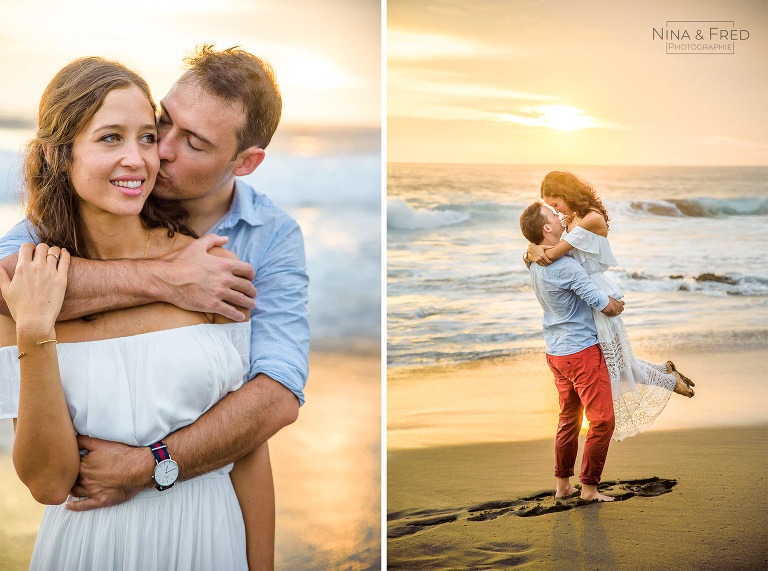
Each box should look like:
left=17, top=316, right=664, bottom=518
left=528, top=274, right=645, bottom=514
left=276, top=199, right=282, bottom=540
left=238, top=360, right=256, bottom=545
left=389, top=67, right=609, bottom=131
left=389, top=100, right=610, bottom=132
left=390, top=71, right=555, bottom=102
left=388, top=29, right=510, bottom=61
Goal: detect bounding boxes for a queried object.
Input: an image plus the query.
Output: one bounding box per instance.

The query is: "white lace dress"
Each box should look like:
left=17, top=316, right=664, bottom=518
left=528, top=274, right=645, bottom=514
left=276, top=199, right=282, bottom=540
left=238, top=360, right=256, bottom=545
left=0, top=322, right=251, bottom=570
left=562, top=226, right=676, bottom=441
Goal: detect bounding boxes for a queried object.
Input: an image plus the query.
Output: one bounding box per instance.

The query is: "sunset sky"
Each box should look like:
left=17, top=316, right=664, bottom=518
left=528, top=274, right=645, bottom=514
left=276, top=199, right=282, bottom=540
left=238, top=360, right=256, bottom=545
left=388, top=0, right=767, bottom=165
left=0, top=0, right=380, bottom=152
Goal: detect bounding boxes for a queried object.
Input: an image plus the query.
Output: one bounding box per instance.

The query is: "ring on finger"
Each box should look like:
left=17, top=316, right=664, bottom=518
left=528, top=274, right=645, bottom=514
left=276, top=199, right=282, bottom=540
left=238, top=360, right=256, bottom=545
left=47, top=253, right=60, bottom=261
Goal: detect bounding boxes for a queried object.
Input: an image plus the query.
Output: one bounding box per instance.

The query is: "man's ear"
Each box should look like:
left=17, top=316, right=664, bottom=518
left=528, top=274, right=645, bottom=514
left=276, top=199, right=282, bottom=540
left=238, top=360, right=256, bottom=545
left=542, top=223, right=552, bottom=235
left=232, top=147, right=265, bottom=177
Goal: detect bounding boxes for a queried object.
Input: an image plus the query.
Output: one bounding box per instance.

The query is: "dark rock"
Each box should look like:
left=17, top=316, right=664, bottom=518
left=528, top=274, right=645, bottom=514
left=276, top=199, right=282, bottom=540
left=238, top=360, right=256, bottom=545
left=695, top=273, right=737, bottom=285
left=669, top=275, right=684, bottom=279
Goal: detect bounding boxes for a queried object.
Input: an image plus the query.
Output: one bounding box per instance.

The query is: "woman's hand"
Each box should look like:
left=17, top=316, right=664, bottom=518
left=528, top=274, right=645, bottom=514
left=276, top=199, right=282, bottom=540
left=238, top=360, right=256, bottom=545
left=0, top=243, right=70, bottom=336
left=527, top=243, right=554, bottom=266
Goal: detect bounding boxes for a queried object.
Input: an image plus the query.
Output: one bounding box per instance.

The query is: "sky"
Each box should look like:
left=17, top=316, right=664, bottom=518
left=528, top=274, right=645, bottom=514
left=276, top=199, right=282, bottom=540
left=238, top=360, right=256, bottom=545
left=0, top=0, right=381, bottom=152
left=388, top=0, right=768, bottom=165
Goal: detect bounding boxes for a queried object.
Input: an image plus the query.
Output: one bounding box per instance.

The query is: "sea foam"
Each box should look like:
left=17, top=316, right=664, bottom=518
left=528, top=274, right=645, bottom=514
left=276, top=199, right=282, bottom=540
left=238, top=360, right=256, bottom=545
left=387, top=198, right=470, bottom=230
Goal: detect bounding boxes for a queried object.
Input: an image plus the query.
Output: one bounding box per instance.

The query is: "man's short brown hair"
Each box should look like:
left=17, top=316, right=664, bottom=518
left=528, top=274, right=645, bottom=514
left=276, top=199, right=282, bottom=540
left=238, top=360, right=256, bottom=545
left=181, top=44, right=282, bottom=153
left=519, top=202, right=548, bottom=244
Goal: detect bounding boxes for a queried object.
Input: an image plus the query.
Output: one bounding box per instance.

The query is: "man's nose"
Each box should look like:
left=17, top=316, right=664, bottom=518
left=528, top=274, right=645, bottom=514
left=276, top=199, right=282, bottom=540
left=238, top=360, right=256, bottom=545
left=157, top=132, right=176, bottom=162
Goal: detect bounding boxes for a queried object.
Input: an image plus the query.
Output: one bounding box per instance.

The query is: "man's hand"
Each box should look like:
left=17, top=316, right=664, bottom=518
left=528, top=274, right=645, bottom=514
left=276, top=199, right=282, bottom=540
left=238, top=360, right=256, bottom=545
left=65, top=435, right=153, bottom=512
left=601, top=297, right=625, bottom=317
left=159, top=234, right=257, bottom=321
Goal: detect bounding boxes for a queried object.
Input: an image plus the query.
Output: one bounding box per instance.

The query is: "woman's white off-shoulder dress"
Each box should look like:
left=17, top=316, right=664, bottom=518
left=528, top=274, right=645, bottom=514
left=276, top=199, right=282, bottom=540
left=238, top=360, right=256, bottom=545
left=0, top=322, right=251, bottom=570
left=562, top=226, right=676, bottom=441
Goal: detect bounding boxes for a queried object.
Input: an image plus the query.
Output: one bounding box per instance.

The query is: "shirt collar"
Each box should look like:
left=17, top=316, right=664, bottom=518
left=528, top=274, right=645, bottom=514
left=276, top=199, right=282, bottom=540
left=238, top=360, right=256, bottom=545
left=216, top=178, right=263, bottom=229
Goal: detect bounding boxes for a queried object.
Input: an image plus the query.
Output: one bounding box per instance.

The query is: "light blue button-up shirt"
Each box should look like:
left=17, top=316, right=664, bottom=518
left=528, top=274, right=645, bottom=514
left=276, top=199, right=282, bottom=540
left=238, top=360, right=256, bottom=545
left=529, top=256, right=609, bottom=357
left=0, top=179, right=309, bottom=405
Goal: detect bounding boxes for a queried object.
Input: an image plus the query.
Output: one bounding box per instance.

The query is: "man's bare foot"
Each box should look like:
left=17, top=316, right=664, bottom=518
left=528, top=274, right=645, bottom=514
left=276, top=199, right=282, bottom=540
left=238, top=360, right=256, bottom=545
left=555, top=477, right=579, bottom=498
left=580, top=484, right=614, bottom=501
left=667, top=363, right=694, bottom=398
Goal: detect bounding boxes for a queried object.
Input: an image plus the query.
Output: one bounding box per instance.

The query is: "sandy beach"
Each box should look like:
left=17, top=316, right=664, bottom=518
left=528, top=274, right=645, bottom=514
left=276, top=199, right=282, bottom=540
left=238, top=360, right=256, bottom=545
left=388, top=345, right=768, bottom=570
left=0, top=351, right=381, bottom=571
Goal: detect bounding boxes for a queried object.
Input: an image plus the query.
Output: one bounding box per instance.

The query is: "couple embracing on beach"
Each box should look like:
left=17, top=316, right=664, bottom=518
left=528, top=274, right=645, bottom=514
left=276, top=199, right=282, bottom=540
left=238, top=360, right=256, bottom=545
left=0, top=46, right=308, bottom=569
left=520, top=172, right=695, bottom=502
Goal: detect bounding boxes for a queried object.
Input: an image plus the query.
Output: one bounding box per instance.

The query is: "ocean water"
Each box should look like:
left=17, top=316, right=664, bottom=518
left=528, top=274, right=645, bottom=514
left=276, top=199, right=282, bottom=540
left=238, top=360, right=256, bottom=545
left=0, top=127, right=381, bottom=354
left=388, top=164, right=768, bottom=368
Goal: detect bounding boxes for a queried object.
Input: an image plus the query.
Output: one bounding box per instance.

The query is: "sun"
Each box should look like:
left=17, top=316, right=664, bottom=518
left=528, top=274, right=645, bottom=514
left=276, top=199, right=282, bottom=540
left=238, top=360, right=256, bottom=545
left=533, top=105, right=596, bottom=131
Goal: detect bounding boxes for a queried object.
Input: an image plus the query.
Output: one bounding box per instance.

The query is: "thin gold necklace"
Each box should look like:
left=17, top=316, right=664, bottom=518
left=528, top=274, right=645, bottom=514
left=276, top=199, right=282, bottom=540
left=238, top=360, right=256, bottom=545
left=143, top=228, right=152, bottom=259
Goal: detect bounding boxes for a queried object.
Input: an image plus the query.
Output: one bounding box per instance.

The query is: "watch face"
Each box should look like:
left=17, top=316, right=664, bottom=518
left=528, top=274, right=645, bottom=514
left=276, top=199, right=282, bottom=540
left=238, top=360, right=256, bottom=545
left=154, top=459, right=179, bottom=486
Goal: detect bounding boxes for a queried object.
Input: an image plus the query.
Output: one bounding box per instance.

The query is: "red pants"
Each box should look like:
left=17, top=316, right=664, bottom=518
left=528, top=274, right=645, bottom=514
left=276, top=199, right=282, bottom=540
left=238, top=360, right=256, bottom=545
left=546, top=344, right=614, bottom=486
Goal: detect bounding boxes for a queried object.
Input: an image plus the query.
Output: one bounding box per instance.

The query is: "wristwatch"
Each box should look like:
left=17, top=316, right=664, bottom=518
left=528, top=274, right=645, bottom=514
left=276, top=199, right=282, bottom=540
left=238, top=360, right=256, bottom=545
left=149, top=441, right=179, bottom=491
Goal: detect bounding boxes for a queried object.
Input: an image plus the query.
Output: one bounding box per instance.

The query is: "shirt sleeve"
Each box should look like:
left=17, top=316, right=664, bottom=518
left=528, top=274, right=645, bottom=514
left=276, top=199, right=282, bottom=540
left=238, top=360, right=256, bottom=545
left=248, top=218, right=310, bottom=406
left=0, top=220, right=38, bottom=261
left=558, top=259, right=610, bottom=311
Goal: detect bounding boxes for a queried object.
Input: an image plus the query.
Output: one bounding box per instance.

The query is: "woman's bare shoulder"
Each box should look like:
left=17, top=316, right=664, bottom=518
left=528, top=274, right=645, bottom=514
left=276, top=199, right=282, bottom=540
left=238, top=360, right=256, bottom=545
left=578, top=211, right=608, bottom=237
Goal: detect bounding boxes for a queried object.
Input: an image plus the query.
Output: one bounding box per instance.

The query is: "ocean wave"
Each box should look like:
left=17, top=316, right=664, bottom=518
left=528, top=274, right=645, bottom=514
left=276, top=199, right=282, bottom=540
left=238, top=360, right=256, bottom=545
left=386, top=196, right=768, bottom=231
left=387, top=198, right=471, bottom=230
left=386, top=346, right=535, bottom=367
left=612, top=270, right=768, bottom=296
left=390, top=270, right=531, bottom=296
left=616, top=197, right=768, bottom=218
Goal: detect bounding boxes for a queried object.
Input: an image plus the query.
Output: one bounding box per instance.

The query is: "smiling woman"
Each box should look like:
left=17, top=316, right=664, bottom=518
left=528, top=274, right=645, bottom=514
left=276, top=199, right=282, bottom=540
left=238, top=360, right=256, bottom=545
left=23, top=58, right=190, bottom=260
left=0, top=56, right=258, bottom=570
left=70, top=87, right=159, bottom=226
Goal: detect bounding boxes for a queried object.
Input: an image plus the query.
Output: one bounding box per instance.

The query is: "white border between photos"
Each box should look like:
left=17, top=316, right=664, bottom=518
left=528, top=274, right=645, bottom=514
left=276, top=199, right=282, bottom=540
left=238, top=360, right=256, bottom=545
left=380, top=0, right=388, bottom=567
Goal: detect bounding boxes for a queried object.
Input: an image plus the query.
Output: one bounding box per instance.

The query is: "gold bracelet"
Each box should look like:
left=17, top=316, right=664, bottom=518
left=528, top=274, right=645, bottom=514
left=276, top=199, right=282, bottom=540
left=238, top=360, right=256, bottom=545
left=17, top=339, right=57, bottom=359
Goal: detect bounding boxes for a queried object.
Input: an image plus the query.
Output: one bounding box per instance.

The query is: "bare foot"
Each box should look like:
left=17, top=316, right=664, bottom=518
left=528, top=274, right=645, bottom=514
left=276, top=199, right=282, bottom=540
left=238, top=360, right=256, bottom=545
left=555, top=477, right=579, bottom=498
left=667, top=364, right=694, bottom=398
left=667, top=361, right=695, bottom=388
left=580, top=484, right=614, bottom=502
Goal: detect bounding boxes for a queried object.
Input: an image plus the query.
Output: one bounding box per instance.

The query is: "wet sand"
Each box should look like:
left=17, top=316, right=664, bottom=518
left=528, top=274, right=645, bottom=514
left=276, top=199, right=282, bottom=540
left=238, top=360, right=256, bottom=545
left=388, top=346, right=768, bottom=449
left=0, top=351, right=381, bottom=571
left=388, top=425, right=767, bottom=570
left=387, top=347, right=768, bottom=570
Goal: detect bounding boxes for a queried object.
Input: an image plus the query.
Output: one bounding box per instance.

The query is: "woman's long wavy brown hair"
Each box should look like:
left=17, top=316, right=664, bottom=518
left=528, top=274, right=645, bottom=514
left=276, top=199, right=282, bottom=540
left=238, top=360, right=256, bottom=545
left=23, top=57, right=194, bottom=259
left=540, top=171, right=610, bottom=229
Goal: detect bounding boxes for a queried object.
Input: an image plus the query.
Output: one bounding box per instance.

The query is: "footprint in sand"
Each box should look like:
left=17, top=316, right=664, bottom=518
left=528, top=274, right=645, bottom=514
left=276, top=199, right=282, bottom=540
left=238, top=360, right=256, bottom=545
left=387, top=477, right=677, bottom=538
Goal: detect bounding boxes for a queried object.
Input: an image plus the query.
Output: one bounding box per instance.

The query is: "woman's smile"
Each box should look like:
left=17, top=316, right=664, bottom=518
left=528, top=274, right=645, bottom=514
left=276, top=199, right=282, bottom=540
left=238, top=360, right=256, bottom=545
left=110, top=176, right=146, bottom=197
